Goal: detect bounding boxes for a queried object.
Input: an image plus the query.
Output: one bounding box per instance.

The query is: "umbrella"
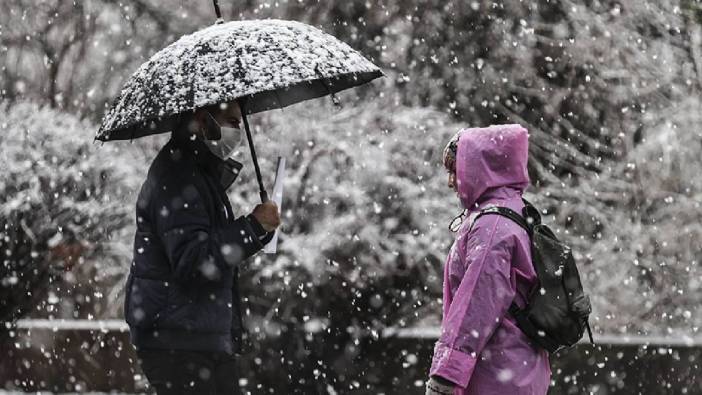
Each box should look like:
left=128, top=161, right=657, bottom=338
left=96, top=11, right=383, bottom=202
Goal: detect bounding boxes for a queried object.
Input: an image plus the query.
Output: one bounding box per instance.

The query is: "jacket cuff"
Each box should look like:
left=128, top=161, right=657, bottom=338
left=429, top=341, right=477, bottom=389
left=246, top=214, right=275, bottom=243
left=219, top=216, right=264, bottom=257
left=246, top=214, right=267, bottom=236
left=427, top=376, right=455, bottom=394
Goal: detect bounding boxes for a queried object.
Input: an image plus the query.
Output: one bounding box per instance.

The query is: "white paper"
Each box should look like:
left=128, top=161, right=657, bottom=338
left=263, top=156, right=285, bottom=254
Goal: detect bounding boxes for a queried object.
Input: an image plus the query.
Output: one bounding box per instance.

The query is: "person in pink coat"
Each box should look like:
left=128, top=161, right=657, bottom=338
left=425, top=125, right=551, bottom=395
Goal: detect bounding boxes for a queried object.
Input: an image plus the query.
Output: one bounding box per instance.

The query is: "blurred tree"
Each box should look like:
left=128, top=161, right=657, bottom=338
left=0, top=102, right=146, bottom=325
left=0, top=1, right=98, bottom=107
left=0, top=0, right=189, bottom=114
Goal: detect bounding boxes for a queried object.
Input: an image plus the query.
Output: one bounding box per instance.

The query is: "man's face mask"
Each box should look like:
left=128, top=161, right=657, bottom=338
left=203, top=110, right=243, bottom=160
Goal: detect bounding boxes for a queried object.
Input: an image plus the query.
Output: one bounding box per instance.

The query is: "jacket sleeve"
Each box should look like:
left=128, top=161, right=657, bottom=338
left=154, top=180, right=264, bottom=284
left=429, top=217, right=516, bottom=388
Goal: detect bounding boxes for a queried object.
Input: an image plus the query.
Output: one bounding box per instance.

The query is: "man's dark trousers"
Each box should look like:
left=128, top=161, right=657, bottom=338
left=126, top=133, right=271, bottom=394
left=137, top=348, right=240, bottom=394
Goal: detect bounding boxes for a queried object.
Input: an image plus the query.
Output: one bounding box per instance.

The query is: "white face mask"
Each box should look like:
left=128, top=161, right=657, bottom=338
left=204, top=112, right=243, bottom=159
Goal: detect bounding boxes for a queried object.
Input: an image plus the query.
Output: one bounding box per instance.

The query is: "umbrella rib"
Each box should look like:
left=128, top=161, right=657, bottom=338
left=273, top=89, right=285, bottom=111
left=314, top=64, right=341, bottom=107
left=272, top=27, right=344, bottom=107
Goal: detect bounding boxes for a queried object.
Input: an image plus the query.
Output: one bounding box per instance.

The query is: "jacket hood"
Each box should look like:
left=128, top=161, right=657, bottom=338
left=455, top=124, right=530, bottom=210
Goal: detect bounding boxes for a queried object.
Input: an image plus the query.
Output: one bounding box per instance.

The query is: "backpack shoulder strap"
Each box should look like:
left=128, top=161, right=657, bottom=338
left=471, top=205, right=532, bottom=236
left=521, top=198, right=542, bottom=226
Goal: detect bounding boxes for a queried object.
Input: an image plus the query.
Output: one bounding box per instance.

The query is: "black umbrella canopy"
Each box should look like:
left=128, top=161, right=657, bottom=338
left=96, top=19, right=383, bottom=142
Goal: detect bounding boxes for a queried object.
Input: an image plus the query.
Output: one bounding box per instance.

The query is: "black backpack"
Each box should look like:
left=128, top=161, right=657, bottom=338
left=473, top=199, right=594, bottom=353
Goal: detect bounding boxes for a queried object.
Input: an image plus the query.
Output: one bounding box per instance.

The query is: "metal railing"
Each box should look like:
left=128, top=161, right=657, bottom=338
left=8, top=319, right=702, bottom=347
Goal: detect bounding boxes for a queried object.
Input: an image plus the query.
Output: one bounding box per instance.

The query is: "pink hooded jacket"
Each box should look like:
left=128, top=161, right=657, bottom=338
left=429, top=125, right=551, bottom=394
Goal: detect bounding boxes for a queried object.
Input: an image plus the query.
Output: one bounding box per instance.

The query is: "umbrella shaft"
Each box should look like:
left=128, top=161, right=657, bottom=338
left=241, top=106, right=268, bottom=203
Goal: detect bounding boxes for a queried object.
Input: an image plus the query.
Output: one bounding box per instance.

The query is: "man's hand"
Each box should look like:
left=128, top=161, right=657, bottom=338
left=251, top=201, right=281, bottom=232
left=425, top=376, right=455, bottom=395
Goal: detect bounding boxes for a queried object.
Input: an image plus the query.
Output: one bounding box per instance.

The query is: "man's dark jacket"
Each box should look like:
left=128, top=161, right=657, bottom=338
left=124, top=132, right=269, bottom=354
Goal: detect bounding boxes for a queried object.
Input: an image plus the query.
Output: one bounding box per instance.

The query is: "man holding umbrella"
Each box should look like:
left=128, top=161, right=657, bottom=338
left=96, top=14, right=382, bottom=394
left=125, top=101, right=280, bottom=394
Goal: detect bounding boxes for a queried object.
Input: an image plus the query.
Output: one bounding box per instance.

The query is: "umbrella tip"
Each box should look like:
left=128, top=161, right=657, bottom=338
left=331, top=93, right=341, bottom=107
left=212, top=0, right=224, bottom=24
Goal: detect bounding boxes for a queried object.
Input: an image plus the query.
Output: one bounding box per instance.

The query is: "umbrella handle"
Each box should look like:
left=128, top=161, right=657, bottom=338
left=240, top=100, right=269, bottom=203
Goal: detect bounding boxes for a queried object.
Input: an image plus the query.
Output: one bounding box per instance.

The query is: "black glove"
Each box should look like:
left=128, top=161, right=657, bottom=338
left=425, top=376, right=455, bottom=395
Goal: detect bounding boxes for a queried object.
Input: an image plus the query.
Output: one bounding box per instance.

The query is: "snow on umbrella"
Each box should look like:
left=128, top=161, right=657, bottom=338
left=95, top=18, right=383, bottom=200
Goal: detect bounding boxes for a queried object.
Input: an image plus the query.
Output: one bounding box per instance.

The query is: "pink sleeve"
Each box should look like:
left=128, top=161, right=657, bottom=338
left=429, top=218, right=516, bottom=388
